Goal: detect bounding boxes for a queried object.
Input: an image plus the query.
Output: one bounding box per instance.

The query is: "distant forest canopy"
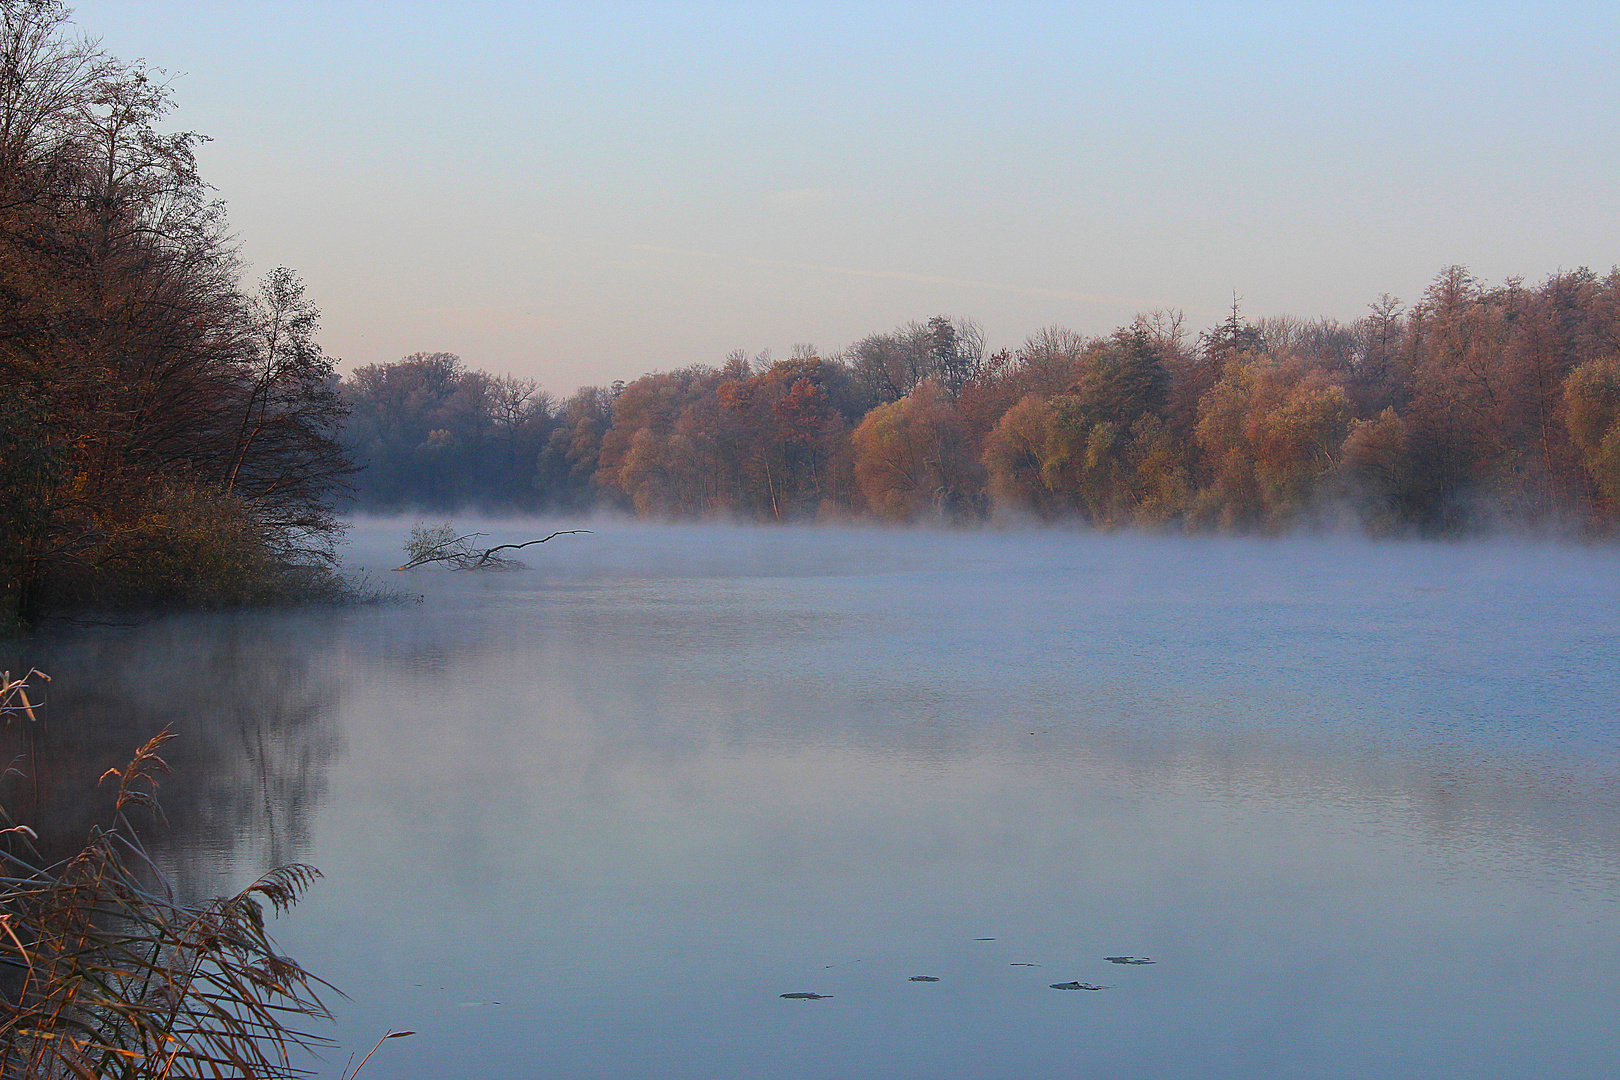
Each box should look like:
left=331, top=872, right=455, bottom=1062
left=343, top=268, right=1620, bottom=534
left=1, top=1, right=352, bottom=624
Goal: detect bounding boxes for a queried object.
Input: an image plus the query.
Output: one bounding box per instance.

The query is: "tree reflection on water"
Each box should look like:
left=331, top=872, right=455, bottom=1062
left=2, top=614, right=342, bottom=899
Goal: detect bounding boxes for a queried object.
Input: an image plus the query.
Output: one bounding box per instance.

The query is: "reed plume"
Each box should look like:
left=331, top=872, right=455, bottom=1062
left=2, top=671, right=337, bottom=1079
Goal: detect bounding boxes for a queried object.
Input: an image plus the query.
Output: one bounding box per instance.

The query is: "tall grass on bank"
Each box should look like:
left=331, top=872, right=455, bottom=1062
left=1, top=672, right=336, bottom=1079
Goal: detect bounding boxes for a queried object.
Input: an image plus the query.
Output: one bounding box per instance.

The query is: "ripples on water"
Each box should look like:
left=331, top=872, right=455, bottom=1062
left=6, top=520, right=1618, bottom=1079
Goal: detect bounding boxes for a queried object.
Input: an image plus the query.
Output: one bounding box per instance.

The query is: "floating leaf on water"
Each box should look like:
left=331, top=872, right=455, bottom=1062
left=1050, top=981, right=1107, bottom=991
left=908, top=976, right=940, bottom=982
left=1104, top=956, right=1155, bottom=965
left=780, top=992, right=833, bottom=1000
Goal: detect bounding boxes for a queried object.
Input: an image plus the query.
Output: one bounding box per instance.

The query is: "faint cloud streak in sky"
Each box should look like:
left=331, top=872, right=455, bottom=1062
left=418, top=305, right=563, bottom=332
left=764, top=188, right=844, bottom=206
left=627, top=243, right=1160, bottom=309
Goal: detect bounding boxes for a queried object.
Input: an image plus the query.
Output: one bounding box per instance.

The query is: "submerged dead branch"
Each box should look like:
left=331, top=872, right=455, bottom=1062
left=393, top=523, right=590, bottom=571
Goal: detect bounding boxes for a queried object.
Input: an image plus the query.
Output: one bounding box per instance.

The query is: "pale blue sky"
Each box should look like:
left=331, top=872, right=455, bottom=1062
left=75, top=1, right=1619, bottom=391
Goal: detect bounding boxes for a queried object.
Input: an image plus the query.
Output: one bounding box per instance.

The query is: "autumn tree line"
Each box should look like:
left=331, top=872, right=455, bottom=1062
left=1, top=1, right=351, bottom=625
left=8, top=7, right=1620, bottom=628
left=345, top=269, right=1620, bottom=534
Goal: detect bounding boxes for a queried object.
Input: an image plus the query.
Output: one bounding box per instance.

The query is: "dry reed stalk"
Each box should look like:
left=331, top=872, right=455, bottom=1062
left=0, top=673, right=47, bottom=728
left=2, top=671, right=340, bottom=1079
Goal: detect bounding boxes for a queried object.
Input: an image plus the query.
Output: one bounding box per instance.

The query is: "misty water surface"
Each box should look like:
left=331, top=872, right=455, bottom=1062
left=8, top=521, right=1619, bottom=1079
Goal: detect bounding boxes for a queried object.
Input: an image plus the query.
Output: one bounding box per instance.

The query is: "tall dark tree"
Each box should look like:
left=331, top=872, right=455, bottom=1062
left=846, top=316, right=984, bottom=408
left=0, top=1, right=351, bottom=621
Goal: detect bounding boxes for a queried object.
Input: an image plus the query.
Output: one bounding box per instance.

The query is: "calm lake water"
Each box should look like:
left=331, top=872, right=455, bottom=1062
left=7, top=520, right=1620, bottom=1079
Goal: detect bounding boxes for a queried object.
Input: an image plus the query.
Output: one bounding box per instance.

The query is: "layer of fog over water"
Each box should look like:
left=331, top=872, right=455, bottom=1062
left=8, top=521, right=1620, bottom=1078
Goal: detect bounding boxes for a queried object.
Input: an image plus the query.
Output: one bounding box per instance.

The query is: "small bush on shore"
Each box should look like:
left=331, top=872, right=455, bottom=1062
left=3, top=482, right=366, bottom=628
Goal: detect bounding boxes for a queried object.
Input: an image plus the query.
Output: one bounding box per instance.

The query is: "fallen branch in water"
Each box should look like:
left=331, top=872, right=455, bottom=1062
left=393, top=523, right=591, bottom=571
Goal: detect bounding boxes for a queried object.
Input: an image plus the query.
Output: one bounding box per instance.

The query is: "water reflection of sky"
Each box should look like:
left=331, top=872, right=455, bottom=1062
left=11, top=521, right=1619, bottom=1078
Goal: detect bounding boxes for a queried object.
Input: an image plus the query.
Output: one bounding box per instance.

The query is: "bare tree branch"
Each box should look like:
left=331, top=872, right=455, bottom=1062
left=392, top=524, right=590, bottom=571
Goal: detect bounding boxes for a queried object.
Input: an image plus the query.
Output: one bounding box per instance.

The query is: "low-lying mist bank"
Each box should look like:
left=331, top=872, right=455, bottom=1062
left=16, top=517, right=1614, bottom=1079
left=339, top=502, right=1620, bottom=565
left=7, top=518, right=1616, bottom=1077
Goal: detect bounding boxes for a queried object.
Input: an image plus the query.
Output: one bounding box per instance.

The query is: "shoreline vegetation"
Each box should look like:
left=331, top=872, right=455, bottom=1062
left=342, top=279, right=1620, bottom=539
left=0, top=2, right=355, bottom=630
left=2, top=667, right=414, bottom=1077
left=0, top=671, right=331, bottom=1078
left=7, top=0, right=1620, bottom=631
